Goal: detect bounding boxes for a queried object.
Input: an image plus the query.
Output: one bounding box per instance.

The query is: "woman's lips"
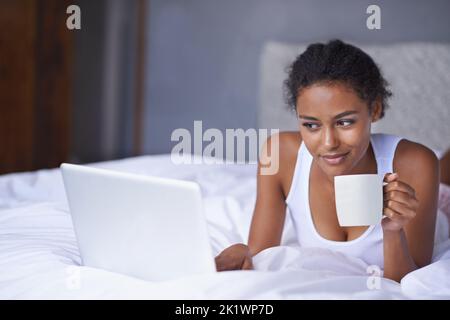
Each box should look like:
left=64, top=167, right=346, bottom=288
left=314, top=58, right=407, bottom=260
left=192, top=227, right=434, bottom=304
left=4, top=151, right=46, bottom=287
left=321, top=152, right=349, bottom=165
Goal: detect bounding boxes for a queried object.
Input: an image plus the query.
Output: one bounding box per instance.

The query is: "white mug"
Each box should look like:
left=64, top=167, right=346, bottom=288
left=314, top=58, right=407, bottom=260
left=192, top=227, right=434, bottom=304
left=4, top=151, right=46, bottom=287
left=334, top=174, right=385, bottom=227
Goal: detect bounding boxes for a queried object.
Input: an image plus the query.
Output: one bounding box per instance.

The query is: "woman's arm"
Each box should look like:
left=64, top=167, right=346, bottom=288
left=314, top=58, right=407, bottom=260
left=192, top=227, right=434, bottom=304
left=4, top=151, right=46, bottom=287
left=214, top=133, right=295, bottom=270
left=247, top=133, right=287, bottom=256
left=382, top=142, right=440, bottom=282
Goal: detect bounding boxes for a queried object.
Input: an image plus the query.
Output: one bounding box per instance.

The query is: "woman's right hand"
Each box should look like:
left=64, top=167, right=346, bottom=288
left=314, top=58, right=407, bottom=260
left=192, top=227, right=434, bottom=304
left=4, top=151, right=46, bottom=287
left=214, top=243, right=254, bottom=271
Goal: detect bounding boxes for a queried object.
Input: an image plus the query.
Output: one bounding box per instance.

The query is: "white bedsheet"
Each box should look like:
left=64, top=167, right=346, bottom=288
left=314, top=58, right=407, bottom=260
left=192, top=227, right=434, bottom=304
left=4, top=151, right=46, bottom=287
left=0, top=155, right=449, bottom=299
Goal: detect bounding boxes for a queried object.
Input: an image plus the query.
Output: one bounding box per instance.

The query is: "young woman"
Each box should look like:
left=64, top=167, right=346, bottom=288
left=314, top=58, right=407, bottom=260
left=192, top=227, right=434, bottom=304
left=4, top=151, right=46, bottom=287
left=215, top=40, right=441, bottom=282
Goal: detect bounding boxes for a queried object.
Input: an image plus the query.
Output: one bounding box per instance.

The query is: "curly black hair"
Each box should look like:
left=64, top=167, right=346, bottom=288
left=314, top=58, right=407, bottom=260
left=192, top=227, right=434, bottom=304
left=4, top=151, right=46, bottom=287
left=284, top=39, right=392, bottom=119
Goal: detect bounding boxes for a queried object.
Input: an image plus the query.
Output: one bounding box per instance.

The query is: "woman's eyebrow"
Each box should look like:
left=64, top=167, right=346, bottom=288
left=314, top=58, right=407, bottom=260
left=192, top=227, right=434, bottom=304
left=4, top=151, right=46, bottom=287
left=298, top=110, right=358, bottom=120
left=332, top=110, right=358, bottom=119
left=297, top=114, right=319, bottom=120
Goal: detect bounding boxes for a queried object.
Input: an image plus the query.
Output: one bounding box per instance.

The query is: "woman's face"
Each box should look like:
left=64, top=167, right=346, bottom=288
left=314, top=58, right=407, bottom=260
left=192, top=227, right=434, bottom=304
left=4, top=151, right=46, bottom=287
left=296, top=82, right=381, bottom=178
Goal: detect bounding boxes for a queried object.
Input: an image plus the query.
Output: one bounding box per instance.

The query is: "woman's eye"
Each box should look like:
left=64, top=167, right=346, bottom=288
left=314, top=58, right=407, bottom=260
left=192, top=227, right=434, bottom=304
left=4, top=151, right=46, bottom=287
left=302, top=123, right=320, bottom=130
left=337, top=119, right=354, bottom=127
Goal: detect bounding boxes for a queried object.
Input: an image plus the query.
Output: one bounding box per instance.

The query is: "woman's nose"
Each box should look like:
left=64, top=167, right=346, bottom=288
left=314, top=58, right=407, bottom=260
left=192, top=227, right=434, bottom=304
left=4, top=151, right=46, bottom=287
left=322, top=127, right=339, bottom=149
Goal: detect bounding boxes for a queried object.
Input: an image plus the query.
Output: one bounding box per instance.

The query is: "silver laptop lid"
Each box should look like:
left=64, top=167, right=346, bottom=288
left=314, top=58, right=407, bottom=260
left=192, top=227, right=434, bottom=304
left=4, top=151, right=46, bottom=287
left=61, top=163, right=216, bottom=281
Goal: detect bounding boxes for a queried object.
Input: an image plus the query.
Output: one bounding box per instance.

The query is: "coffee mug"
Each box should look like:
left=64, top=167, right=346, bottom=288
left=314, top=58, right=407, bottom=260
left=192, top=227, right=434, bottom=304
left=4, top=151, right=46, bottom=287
left=334, top=174, right=386, bottom=227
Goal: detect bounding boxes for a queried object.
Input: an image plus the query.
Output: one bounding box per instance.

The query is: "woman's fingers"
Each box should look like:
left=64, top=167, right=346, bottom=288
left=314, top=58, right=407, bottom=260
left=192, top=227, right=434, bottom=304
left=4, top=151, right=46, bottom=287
left=215, top=243, right=253, bottom=271
left=383, top=172, right=398, bottom=183
left=383, top=172, right=418, bottom=216
left=215, top=256, right=252, bottom=271
left=215, top=256, right=241, bottom=271
left=384, top=199, right=417, bottom=218
left=384, top=190, right=419, bottom=209
left=383, top=179, right=416, bottom=198
left=241, top=256, right=254, bottom=270
left=214, top=256, right=227, bottom=271
left=382, top=174, right=419, bottom=231
left=383, top=206, right=409, bottom=224
left=382, top=207, right=407, bottom=231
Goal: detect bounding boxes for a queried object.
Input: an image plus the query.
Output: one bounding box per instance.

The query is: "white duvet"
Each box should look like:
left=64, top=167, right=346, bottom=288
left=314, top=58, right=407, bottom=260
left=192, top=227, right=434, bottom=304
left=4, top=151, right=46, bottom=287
left=0, top=155, right=449, bottom=299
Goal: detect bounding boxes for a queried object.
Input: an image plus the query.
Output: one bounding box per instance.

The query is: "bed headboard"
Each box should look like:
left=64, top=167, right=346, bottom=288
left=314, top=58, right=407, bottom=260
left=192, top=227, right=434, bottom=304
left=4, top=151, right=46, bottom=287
left=258, top=41, right=450, bottom=155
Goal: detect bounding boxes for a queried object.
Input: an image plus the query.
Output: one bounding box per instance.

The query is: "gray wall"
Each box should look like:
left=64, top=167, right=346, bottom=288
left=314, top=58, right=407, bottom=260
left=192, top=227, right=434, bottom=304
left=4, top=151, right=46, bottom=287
left=72, top=0, right=138, bottom=163
left=143, top=0, right=450, bottom=155
left=71, top=0, right=107, bottom=163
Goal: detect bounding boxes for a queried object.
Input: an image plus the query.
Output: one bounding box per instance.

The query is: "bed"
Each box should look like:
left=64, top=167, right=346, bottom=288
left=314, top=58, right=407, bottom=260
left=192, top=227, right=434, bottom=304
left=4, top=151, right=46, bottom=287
left=0, top=153, right=449, bottom=299
left=1, top=41, right=450, bottom=299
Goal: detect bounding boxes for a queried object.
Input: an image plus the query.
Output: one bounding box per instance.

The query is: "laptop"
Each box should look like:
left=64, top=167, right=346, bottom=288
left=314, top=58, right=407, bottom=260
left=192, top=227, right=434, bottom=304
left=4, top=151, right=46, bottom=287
left=60, top=163, right=216, bottom=281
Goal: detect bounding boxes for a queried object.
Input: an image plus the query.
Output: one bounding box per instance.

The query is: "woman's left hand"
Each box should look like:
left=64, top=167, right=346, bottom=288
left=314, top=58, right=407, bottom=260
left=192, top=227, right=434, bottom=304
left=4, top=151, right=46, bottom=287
left=382, top=173, right=420, bottom=232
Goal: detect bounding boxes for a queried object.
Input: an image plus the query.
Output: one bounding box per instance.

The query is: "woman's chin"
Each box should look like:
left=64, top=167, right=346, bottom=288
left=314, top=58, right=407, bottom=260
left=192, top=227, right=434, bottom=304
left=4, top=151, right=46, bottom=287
left=328, top=169, right=348, bottom=179
left=318, top=159, right=350, bottom=177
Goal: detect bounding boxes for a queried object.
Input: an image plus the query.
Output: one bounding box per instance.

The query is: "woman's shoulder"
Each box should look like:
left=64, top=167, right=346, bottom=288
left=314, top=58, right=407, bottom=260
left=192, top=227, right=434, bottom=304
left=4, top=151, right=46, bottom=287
left=262, top=131, right=302, bottom=196
left=264, top=131, right=302, bottom=162
left=394, top=138, right=440, bottom=178
left=279, top=131, right=302, bottom=152
left=261, top=131, right=302, bottom=156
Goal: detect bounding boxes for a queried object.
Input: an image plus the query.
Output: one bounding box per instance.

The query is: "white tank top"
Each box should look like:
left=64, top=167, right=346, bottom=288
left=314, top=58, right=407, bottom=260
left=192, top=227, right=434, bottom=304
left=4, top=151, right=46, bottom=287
left=285, top=133, right=404, bottom=268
